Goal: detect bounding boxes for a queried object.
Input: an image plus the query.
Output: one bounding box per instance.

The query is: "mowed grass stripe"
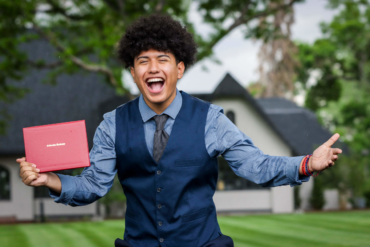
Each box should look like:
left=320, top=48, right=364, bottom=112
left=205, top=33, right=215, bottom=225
left=249, top=216, right=370, bottom=243
left=218, top=216, right=363, bottom=246
left=266, top=213, right=370, bottom=235
left=17, top=223, right=97, bottom=247
left=66, top=221, right=125, bottom=245
left=65, top=222, right=112, bottom=246
left=218, top=217, right=342, bottom=247
left=18, top=224, right=70, bottom=247
left=218, top=220, right=308, bottom=247
left=0, top=225, right=30, bottom=247
left=47, top=224, right=98, bottom=247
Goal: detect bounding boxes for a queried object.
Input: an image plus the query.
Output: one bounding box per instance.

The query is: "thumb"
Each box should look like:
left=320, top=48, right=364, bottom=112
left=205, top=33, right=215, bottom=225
left=324, top=133, right=340, bottom=148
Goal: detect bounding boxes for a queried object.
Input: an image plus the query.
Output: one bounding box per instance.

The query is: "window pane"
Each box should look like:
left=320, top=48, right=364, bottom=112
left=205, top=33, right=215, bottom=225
left=0, top=165, right=10, bottom=200
left=226, top=111, right=235, bottom=125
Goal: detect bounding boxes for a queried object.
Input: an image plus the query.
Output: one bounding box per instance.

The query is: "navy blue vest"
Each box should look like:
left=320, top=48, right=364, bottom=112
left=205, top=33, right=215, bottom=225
left=115, top=91, right=231, bottom=247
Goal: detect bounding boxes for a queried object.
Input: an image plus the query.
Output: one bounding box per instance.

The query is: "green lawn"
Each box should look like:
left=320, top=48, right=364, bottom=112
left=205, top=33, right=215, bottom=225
left=1, top=211, right=370, bottom=247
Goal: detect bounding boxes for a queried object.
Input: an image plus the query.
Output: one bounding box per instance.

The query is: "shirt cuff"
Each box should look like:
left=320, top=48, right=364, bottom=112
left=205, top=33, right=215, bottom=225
left=48, top=173, right=76, bottom=205
left=285, top=156, right=311, bottom=187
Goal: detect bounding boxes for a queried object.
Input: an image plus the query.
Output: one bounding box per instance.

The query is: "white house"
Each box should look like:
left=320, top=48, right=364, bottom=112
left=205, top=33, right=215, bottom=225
left=0, top=40, right=347, bottom=222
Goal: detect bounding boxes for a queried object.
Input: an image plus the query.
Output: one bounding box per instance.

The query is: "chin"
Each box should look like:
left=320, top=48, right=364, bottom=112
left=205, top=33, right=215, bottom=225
left=146, top=93, right=168, bottom=104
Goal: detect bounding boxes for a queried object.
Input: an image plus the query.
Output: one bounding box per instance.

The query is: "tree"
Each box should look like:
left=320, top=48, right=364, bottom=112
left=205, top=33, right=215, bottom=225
left=310, top=176, right=325, bottom=210
left=0, top=0, right=303, bottom=134
left=257, top=1, right=300, bottom=99
left=296, top=0, right=370, bottom=208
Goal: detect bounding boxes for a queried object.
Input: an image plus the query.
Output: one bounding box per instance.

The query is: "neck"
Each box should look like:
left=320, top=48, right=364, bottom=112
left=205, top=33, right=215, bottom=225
left=144, top=90, right=177, bottom=115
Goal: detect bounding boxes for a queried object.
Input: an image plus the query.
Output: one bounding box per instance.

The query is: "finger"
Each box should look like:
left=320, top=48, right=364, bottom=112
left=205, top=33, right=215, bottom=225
left=324, top=133, right=340, bottom=148
left=332, top=155, right=338, bottom=160
left=332, top=148, right=342, bottom=154
left=20, top=161, right=33, bottom=168
left=20, top=163, right=37, bottom=175
left=20, top=166, right=34, bottom=177
left=16, top=157, right=26, bottom=163
left=23, top=170, right=39, bottom=178
left=24, top=174, right=38, bottom=185
left=21, top=166, right=39, bottom=178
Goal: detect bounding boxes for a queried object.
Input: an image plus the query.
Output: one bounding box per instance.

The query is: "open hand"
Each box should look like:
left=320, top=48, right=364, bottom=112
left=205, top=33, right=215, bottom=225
left=309, top=133, right=343, bottom=172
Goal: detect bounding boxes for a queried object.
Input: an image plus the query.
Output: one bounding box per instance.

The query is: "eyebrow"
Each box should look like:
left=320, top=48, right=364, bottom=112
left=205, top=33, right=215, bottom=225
left=136, top=54, right=171, bottom=60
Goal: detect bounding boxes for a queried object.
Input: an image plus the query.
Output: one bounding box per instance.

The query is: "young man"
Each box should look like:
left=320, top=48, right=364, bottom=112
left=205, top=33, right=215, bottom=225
left=18, top=14, right=342, bottom=247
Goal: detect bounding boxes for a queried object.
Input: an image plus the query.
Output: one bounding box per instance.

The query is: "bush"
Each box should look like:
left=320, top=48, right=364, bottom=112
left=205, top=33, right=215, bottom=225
left=294, top=186, right=301, bottom=210
left=310, top=176, right=325, bottom=210
left=364, top=191, right=370, bottom=208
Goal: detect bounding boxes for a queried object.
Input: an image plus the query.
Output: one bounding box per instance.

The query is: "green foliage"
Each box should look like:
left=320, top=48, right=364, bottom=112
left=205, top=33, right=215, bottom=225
left=293, top=185, right=301, bottom=210
left=310, top=176, right=326, bottom=210
left=296, top=1, right=370, bottom=204
left=364, top=190, right=370, bottom=207
left=296, top=39, right=343, bottom=111
left=320, top=153, right=368, bottom=198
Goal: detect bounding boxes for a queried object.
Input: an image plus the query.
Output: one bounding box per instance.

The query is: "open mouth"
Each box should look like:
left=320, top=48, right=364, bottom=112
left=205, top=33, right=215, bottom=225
left=145, top=77, right=165, bottom=94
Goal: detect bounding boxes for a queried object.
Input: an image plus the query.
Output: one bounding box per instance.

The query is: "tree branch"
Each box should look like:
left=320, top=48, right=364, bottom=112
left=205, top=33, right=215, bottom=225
left=155, top=0, right=165, bottom=13
left=117, top=0, right=125, bottom=14
left=32, top=23, right=118, bottom=87
left=198, top=0, right=299, bottom=61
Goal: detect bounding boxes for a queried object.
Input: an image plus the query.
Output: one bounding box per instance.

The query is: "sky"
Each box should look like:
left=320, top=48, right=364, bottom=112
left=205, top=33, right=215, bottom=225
left=124, top=0, right=337, bottom=96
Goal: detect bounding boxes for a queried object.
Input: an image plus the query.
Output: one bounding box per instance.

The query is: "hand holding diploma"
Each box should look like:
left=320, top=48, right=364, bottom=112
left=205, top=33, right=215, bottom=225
left=16, top=157, right=62, bottom=195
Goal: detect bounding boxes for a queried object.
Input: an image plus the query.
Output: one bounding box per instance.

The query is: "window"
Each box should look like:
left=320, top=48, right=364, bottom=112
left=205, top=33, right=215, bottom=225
left=216, top=156, right=269, bottom=191
left=0, top=165, right=10, bottom=200
left=226, top=110, right=235, bottom=124
left=34, top=169, right=74, bottom=198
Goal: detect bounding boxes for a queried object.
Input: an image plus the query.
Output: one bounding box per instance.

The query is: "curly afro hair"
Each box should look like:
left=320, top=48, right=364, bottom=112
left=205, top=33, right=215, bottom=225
left=117, top=14, right=197, bottom=69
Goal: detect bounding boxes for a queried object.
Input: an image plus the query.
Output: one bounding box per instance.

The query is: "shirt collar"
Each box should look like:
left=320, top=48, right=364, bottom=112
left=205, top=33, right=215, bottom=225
left=139, top=88, right=182, bottom=123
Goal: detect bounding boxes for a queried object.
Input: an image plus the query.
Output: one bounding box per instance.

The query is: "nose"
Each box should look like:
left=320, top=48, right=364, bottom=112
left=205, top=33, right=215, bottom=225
left=148, top=60, right=160, bottom=74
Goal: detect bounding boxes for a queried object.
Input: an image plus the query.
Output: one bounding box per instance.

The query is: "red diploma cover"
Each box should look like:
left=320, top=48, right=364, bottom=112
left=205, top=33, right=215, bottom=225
left=23, top=120, right=91, bottom=173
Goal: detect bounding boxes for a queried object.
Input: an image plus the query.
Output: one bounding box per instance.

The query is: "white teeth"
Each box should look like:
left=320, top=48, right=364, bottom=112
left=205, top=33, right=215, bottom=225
left=147, top=78, right=164, bottom=83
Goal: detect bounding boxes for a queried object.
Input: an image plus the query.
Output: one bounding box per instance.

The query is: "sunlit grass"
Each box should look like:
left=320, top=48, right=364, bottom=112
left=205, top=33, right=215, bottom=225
left=1, top=211, right=369, bottom=247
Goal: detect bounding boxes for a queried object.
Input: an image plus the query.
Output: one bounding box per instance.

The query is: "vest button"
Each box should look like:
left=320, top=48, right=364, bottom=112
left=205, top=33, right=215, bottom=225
left=159, top=238, right=164, bottom=243
left=157, top=170, right=161, bottom=175
left=158, top=221, right=162, bottom=226
left=158, top=204, right=162, bottom=209
left=157, top=188, right=161, bottom=193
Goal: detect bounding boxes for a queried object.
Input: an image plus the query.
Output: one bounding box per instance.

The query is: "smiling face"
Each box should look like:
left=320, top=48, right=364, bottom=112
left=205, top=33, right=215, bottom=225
left=130, top=49, right=185, bottom=114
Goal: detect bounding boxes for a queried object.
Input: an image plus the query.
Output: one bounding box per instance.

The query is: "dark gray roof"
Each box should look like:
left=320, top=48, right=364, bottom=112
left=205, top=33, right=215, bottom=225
left=0, top=39, right=118, bottom=155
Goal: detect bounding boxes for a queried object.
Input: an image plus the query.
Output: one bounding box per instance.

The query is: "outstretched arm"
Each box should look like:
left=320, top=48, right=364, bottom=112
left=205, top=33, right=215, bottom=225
left=205, top=105, right=341, bottom=187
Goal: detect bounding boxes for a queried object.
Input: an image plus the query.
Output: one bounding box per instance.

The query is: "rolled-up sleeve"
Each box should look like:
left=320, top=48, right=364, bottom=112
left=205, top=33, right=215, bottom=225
left=205, top=104, right=310, bottom=187
left=49, top=110, right=117, bottom=206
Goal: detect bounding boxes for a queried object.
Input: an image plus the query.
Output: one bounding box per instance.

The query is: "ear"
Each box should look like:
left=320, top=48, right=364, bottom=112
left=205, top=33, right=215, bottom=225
left=130, top=66, right=136, bottom=83
left=177, top=61, right=185, bottom=80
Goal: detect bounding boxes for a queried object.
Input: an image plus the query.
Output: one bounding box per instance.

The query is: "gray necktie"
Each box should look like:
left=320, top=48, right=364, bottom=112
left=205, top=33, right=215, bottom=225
left=153, top=114, right=170, bottom=163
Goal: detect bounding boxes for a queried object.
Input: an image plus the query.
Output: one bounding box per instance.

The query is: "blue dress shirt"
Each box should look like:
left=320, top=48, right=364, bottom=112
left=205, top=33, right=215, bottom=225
left=49, top=88, right=310, bottom=206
